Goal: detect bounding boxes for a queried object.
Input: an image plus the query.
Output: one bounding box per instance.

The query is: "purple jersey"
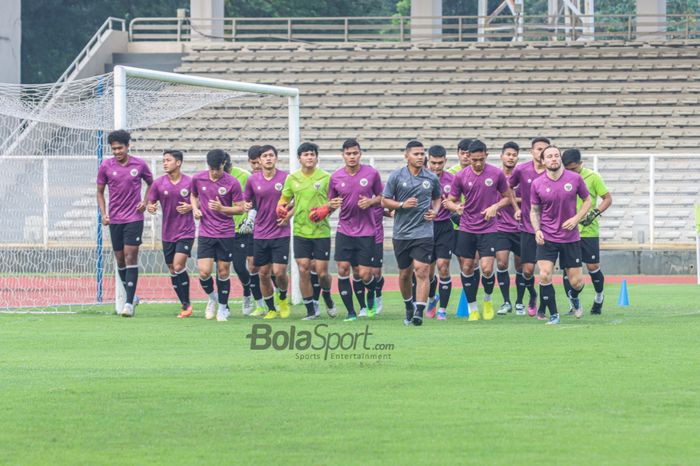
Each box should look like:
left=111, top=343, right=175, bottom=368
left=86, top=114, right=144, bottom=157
left=96, top=156, right=153, bottom=224
left=497, top=172, right=520, bottom=233
left=531, top=170, right=590, bottom=243
left=191, top=171, right=242, bottom=239
left=509, top=161, right=545, bottom=234
left=435, top=170, right=455, bottom=222
left=451, top=164, right=509, bottom=234
left=328, top=165, right=383, bottom=238
left=244, top=169, right=290, bottom=240
left=372, top=204, right=384, bottom=244
left=148, top=174, right=196, bottom=242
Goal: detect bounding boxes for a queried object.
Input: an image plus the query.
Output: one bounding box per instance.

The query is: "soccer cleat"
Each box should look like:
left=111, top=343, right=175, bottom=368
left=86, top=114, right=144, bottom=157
left=567, top=290, right=583, bottom=319
left=177, top=304, right=193, bottom=318
left=436, top=311, right=447, bottom=320
left=344, top=312, right=357, bottom=322
left=426, top=308, right=436, bottom=319
left=591, top=301, right=603, bottom=315
left=468, top=310, right=481, bottom=321
left=427, top=294, right=439, bottom=313
left=412, top=307, right=424, bottom=326
left=514, top=304, right=526, bottom=316
left=403, top=319, right=413, bottom=326
left=537, top=312, right=547, bottom=321
left=263, top=310, right=279, bottom=319
left=482, top=301, right=495, bottom=320
left=376, top=296, right=383, bottom=315
left=367, top=305, right=376, bottom=318
left=497, top=302, right=512, bottom=315
left=358, top=308, right=368, bottom=318
left=527, top=293, right=537, bottom=317
left=216, top=309, right=229, bottom=322
left=121, top=303, right=134, bottom=318
left=327, top=305, right=338, bottom=318
left=546, top=314, right=560, bottom=325
left=301, top=314, right=317, bottom=321
left=313, top=300, right=321, bottom=317
left=242, top=295, right=255, bottom=316
left=205, top=298, right=217, bottom=320
left=278, top=298, right=290, bottom=318
left=250, top=307, right=266, bottom=317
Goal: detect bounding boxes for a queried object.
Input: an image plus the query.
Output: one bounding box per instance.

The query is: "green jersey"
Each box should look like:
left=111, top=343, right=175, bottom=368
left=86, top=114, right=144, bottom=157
left=229, top=166, right=251, bottom=229
left=577, top=167, right=609, bottom=238
left=281, top=168, right=331, bottom=238
left=447, top=163, right=464, bottom=175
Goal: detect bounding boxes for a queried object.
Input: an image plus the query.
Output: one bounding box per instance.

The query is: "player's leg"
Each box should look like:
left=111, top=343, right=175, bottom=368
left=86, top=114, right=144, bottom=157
left=393, top=239, right=417, bottom=325
left=436, top=258, right=451, bottom=320
left=583, top=237, right=604, bottom=314
left=120, top=221, right=144, bottom=317
left=478, top=242, right=497, bottom=321
left=335, top=232, right=357, bottom=320
left=270, top=237, right=290, bottom=318
left=259, top=263, right=277, bottom=318
left=297, top=257, right=316, bottom=320
left=214, top=255, right=232, bottom=322
left=520, top=232, right=539, bottom=317
left=172, top=240, right=193, bottom=318
left=426, top=260, right=438, bottom=319
left=232, top=234, right=253, bottom=316
left=513, top=254, right=526, bottom=315
left=409, top=238, right=435, bottom=326
left=313, top=258, right=337, bottom=317
left=109, top=224, right=128, bottom=315
left=247, top=247, right=266, bottom=317
left=352, top=265, right=368, bottom=316
left=562, top=241, right=585, bottom=319
left=495, top=248, right=512, bottom=315
left=196, top=241, right=217, bottom=320
left=370, top=242, right=385, bottom=315
left=354, top=237, right=377, bottom=318
left=309, top=259, right=321, bottom=314
left=456, top=231, right=480, bottom=320
left=536, top=258, right=559, bottom=324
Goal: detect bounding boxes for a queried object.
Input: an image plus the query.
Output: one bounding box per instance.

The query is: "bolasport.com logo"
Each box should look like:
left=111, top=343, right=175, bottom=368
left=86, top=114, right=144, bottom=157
left=246, top=323, right=395, bottom=361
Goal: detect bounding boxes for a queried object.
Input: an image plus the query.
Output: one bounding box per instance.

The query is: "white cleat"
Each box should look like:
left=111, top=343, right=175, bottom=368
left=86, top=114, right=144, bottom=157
left=121, top=303, right=134, bottom=318
left=242, top=295, right=254, bottom=316
left=216, top=305, right=230, bottom=322
left=514, top=303, right=526, bottom=316
left=326, top=305, right=338, bottom=318
left=376, top=296, right=383, bottom=315
left=205, top=298, right=217, bottom=320
left=313, top=300, right=321, bottom=317
left=358, top=308, right=368, bottom=318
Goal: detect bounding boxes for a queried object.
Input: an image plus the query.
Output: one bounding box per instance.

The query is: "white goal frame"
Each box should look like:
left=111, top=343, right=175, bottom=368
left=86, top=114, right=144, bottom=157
left=112, top=65, right=301, bottom=311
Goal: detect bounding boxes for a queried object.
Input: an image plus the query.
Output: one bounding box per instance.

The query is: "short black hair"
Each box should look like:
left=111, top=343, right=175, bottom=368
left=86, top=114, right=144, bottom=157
left=342, top=138, right=361, bottom=152
left=405, top=140, right=424, bottom=151
left=223, top=151, right=232, bottom=172
left=531, top=136, right=551, bottom=147
left=206, top=149, right=228, bottom=169
left=502, top=141, right=520, bottom=153
left=457, top=138, right=473, bottom=152
left=247, top=145, right=263, bottom=160
left=468, top=139, right=487, bottom=153
left=163, top=149, right=184, bottom=162
left=259, top=144, right=278, bottom=157
left=108, top=129, right=130, bottom=146
left=562, top=148, right=582, bottom=166
left=428, top=145, right=446, bottom=157
left=540, top=145, right=560, bottom=161
left=297, top=142, right=319, bottom=157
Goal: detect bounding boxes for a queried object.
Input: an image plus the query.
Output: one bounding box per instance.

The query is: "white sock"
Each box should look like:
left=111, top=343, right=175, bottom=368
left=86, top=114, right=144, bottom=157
left=484, top=294, right=492, bottom=302
left=256, top=299, right=265, bottom=308
left=594, top=292, right=604, bottom=304
left=208, top=291, right=217, bottom=301
left=468, top=301, right=478, bottom=312
left=218, top=303, right=227, bottom=313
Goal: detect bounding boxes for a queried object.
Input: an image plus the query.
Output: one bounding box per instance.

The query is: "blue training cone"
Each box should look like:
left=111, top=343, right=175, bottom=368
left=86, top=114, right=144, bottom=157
left=617, top=279, right=629, bottom=306
left=456, top=289, right=470, bottom=317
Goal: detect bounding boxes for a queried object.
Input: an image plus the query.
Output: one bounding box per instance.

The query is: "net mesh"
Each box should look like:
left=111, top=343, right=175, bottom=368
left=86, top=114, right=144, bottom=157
left=0, top=72, right=290, bottom=311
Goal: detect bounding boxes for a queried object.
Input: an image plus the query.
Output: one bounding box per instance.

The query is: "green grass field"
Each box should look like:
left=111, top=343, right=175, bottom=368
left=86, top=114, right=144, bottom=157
left=1, top=283, right=699, bottom=465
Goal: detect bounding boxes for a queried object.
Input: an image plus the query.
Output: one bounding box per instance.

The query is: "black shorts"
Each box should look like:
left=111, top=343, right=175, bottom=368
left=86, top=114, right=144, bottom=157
left=198, top=236, right=237, bottom=262
left=495, top=231, right=521, bottom=257
left=393, top=237, right=433, bottom=270
left=294, top=236, right=331, bottom=261
left=455, top=231, right=498, bottom=259
left=253, top=236, right=290, bottom=266
left=433, top=220, right=455, bottom=260
left=580, top=237, right=600, bottom=264
left=334, top=232, right=375, bottom=267
left=373, top=242, right=384, bottom=267
left=536, top=240, right=582, bottom=269
left=236, top=233, right=254, bottom=258
left=520, top=231, right=538, bottom=264
left=162, top=238, right=194, bottom=264
left=109, top=221, right=144, bottom=251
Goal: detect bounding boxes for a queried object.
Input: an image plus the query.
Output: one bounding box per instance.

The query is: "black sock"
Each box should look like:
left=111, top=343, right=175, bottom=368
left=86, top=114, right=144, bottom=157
left=125, top=266, right=138, bottom=305
left=200, top=276, right=215, bottom=295
left=338, top=276, right=355, bottom=313
left=540, top=283, right=557, bottom=316
left=525, top=275, right=537, bottom=300
left=481, top=272, right=495, bottom=296
left=375, top=276, right=384, bottom=297
left=429, top=275, right=438, bottom=299
left=415, top=302, right=426, bottom=320
left=170, top=274, right=184, bottom=304
left=176, top=269, right=190, bottom=306
left=217, top=278, right=230, bottom=306
left=303, top=296, right=315, bottom=316
left=264, top=295, right=276, bottom=311
left=310, top=271, right=321, bottom=301
left=461, top=272, right=478, bottom=303
left=515, top=272, right=526, bottom=305
left=569, top=283, right=584, bottom=300
left=411, top=273, right=417, bottom=303
left=439, top=276, right=452, bottom=309
left=497, top=269, right=510, bottom=304
left=279, top=289, right=287, bottom=301
left=364, top=276, right=376, bottom=309
left=232, top=257, right=251, bottom=297
left=352, top=278, right=367, bottom=309
left=590, top=268, right=605, bottom=293
left=562, top=271, right=573, bottom=301
left=118, top=267, right=127, bottom=289
left=474, top=266, right=481, bottom=290
left=321, top=288, right=334, bottom=308
left=404, top=298, right=415, bottom=320
left=249, top=273, right=262, bottom=300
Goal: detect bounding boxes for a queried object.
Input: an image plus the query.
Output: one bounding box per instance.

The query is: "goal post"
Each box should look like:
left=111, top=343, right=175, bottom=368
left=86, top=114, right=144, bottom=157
left=111, top=65, right=302, bottom=311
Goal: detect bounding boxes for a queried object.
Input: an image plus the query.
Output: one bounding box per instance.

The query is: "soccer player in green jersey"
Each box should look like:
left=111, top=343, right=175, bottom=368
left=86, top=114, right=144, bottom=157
left=446, top=138, right=472, bottom=175
left=562, top=149, right=613, bottom=315
left=278, top=142, right=337, bottom=319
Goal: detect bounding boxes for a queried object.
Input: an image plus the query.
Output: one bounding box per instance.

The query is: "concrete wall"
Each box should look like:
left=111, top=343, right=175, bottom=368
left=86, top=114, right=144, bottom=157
left=74, top=30, right=128, bottom=80
left=0, top=0, right=21, bottom=83
left=411, top=0, right=442, bottom=41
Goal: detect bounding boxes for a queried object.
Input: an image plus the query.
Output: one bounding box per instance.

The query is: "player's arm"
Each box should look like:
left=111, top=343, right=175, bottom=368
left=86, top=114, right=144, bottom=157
left=96, top=184, right=109, bottom=225
left=137, top=168, right=154, bottom=213
left=598, top=192, right=612, bottom=213
left=564, top=195, right=592, bottom=230
left=531, top=203, right=544, bottom=245
left=190, top=192, right=202, bottom=220
left=443, top=194, right=463, bottom=214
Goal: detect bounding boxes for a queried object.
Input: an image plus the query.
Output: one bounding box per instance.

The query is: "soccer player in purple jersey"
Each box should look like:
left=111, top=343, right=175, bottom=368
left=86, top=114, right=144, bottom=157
left=147, top=150, right=195, bottom=318
left=509, top=137, right=549, bottom=318
left=191, top=149, right=246, bottom=322
left=96, top=130, right=153, bottom=317
left=243, top=145, right=292, bottom=319
left=494, top=141, right=526, bottom=316
left=445, top=140, right=519, bottom=321
left=425, top=145, right=455, bottom=321
left=531, top=146, right=592, bottom=325
left=328, top=139, right=383, bottom=322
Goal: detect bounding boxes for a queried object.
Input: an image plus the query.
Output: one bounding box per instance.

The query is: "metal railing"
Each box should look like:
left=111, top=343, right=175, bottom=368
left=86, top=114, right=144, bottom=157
left=129, top=14, right=699, bottom=43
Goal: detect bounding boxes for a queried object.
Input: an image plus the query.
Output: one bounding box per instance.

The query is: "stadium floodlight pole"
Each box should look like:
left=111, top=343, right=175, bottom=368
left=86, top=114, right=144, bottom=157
left=111, top=65, right=303, bottom=310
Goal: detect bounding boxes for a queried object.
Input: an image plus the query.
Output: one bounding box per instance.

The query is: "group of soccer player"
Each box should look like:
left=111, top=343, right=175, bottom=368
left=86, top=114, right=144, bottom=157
left=97, top=129, right=611, bottom=325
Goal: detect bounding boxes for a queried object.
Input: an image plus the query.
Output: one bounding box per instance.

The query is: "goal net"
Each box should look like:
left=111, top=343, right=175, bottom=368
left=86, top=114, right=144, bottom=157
left=0, top=66, right=300, bottom=312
